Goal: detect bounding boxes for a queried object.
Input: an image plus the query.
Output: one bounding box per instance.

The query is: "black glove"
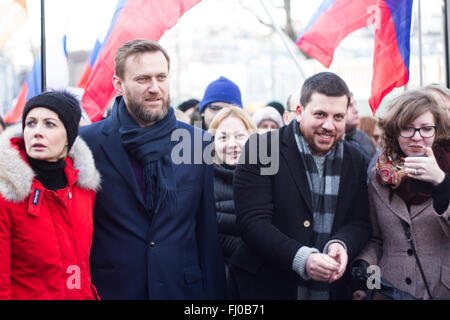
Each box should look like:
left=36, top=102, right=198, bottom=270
left=349, top=259, right=370, bottom=293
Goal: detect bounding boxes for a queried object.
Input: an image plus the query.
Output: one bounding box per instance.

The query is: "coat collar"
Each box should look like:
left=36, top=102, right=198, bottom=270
left=0, top=124, right=101, bottom=203
left=280, top=121, right=314, bottom=213
left=369, top=170, right=432, bottom=222
left=279, top=121, right=356, bottom=217
left=98, top=103, right=145, bottom=207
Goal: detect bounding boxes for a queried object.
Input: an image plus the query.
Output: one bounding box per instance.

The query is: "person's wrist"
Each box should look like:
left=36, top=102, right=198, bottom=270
left=433, top=171, right=446, bottom=186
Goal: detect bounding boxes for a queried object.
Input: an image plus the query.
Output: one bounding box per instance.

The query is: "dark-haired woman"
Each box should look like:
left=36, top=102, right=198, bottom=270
left=0, top=91, right=101, bottom=299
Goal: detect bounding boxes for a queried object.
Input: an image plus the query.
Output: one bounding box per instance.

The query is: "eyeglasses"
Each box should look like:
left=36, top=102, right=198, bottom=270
left=399, top=126, right=436, bottom=138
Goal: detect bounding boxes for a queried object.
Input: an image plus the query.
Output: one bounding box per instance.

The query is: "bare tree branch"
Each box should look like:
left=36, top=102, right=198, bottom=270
left=238, top=0, right=273, bottom=29
left=283, top=0, right=297, bottom=42
left=238, top=0, right=309, bottom=58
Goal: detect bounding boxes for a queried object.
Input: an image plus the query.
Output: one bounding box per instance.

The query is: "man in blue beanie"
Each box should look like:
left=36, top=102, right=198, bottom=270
left=198, top=76, right=243, bottom=129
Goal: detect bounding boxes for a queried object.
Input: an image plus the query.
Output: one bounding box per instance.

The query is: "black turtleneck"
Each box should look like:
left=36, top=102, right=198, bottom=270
left=26, top=156, right=67, bottom=191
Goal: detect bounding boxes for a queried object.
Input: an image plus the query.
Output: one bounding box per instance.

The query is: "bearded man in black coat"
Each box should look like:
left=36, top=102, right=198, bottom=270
left=231, top=72, right=371, bottom=300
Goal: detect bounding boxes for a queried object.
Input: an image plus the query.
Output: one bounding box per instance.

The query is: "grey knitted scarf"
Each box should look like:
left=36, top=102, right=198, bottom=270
left=294, top=124, right=343, bottom=300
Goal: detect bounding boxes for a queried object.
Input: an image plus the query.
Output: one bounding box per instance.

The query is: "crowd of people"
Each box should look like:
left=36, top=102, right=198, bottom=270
left=0, top=39, right=448, bottom=300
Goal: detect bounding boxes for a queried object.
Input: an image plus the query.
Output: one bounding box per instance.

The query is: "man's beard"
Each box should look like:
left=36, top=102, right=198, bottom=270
left=126, top=91, right=171, bottom=124
left=302, top=127, right=344, bottom=155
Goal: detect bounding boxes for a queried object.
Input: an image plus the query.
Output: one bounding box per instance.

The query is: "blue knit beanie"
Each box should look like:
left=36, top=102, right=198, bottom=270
left=199, top=76, right=243, bottom=113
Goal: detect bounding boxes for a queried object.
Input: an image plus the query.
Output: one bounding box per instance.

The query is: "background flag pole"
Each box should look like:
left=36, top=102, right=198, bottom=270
left=40, top=0, right=46, bottom=92
left=259, top=0, right=306, bottom=80
left=418, top=0, right=424, bottom=86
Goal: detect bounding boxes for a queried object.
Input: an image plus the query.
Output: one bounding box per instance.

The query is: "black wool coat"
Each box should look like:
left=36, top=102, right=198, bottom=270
left=230, top=121, right=371, bottom=300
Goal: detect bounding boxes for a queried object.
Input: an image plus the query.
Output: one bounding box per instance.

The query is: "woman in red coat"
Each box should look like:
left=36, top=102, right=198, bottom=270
left=0, top=91, right=101, bottom=300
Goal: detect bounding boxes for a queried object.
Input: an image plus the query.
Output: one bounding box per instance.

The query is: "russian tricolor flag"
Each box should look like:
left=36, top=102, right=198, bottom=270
left=81, top=0, right=201, bottom=122
left=297, top=0, right=377, bottom=68
left=76, top=0, right=124, bottom=89
left=0, top=0, right=28, bottom=50
left=76, top=39, right=102, bottom=89
left=4, top=35, right=69, bottom=124
left=297, top=0, right=413, bottom=115
left=4, top=54, right=41, bottom=123
left=369, top=0, right=413, bottom=114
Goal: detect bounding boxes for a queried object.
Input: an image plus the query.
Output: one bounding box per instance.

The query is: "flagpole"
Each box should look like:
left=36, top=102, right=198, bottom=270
left=445, top=0, right=450, bottom=88
left=41, top=0, right=46, bottom=92
left=258, top=0, right=306, bottom=80
left=418, top=0, right=423, bottom=87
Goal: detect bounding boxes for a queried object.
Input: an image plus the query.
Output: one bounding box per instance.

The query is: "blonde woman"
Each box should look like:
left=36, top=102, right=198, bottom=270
left=208, top=107, right=256, bottom=298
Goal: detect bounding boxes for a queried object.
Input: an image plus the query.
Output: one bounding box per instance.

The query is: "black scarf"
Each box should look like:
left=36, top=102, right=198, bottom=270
left=115, top=97, right=178, bottom=213
left=27, top=156, right=67, bottom=191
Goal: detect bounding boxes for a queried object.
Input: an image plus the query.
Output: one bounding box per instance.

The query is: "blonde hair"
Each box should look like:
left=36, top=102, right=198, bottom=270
left=379, top=90, right=449, bottom=163
left=208, top=107, right=257, bottom=165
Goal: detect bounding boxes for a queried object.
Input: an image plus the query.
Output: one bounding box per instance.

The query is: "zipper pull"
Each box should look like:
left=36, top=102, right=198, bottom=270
left=65, top=189, right=72, bottom=205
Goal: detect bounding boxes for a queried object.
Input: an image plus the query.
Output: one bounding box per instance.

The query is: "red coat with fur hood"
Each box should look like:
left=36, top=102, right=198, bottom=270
left=0, top=125, right=101, bottom=300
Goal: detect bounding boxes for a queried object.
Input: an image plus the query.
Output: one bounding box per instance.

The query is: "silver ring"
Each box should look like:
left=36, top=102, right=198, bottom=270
left=415, top=168, right=419, bottom=175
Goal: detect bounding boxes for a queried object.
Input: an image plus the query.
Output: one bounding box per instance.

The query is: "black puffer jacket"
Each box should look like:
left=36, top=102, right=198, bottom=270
left=213, top=163, right=241, bottom=262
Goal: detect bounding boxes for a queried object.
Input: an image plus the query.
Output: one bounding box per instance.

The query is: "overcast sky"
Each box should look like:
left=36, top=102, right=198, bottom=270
left=8, top=0, right=442, bottom=53
left=17, top=0, right=326, bottom=51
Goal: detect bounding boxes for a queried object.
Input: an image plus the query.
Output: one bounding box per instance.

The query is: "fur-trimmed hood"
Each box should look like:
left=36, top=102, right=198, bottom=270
left=0, top=124, right=101, bottom=202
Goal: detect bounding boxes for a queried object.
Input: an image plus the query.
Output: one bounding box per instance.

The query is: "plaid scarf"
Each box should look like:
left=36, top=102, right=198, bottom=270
left=294, top=124, right=343, bottom=300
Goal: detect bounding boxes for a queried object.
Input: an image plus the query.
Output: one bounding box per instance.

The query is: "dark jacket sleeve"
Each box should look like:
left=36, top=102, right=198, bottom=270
left=432, top=174, right=450, bottom=215
left=233, top=135, right=304, bottom=272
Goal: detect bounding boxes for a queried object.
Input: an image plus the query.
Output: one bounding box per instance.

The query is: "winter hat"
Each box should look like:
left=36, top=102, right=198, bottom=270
left=266, top=101, right=285, bottom=117
left=199, top=76, right=243, bottom=113
left=177, top=98, right=199, bottom=112
left=22, top=90, right=82, bottom=151
left=252, top=106, right=284, bottom=129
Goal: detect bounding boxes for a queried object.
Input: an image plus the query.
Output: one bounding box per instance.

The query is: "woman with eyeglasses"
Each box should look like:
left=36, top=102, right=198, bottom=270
left=352, top=90, right=449, bottom=300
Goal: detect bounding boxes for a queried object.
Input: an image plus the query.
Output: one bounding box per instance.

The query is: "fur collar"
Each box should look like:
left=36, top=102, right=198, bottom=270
left=0, top=124, right=101, bottom=202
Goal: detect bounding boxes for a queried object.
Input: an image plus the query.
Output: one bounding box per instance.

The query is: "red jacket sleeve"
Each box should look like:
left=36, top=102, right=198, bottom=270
left=0, top=202, right=12, bottom=299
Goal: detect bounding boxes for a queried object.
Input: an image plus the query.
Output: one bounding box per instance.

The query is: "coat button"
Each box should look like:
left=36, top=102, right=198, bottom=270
left=407, top=249, right=413, bottom=256
left=68, top=191, right=72, bottom=199
left=304, top=220, right=311, bottom=228
left=149, top=241, right=156, bottom=248
left=405, top=277, right=412, bottom=285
